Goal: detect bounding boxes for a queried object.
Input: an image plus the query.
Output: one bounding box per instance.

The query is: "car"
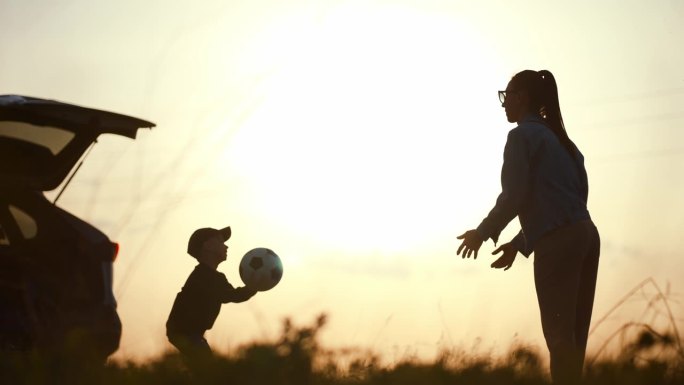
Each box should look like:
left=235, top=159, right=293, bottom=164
left=0, top=95, right=154, bottom=361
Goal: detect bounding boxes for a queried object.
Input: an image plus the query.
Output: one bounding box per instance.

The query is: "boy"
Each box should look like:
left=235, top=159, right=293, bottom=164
left=166, top=226, right=256, bottom=358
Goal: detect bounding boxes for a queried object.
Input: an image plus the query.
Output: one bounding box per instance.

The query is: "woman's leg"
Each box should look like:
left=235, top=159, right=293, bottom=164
left=534, top=220, right=598, bottom=384
left=574, top=222, right=600, bottom=368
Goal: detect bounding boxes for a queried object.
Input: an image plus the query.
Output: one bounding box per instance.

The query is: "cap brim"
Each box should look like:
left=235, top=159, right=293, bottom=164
left=219, top=226, right=231, bottom=241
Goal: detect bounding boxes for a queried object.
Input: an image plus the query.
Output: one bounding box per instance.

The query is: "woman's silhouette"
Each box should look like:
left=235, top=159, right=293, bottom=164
left=457, top=70, right=600, bottom=385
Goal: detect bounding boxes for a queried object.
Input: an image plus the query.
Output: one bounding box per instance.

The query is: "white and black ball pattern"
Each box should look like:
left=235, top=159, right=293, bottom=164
left=239, top=248, right=283, bottom=291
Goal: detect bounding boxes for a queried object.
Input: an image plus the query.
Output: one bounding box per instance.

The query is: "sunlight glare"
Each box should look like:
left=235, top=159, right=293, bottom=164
left=224, top=3, right=507, bottom=254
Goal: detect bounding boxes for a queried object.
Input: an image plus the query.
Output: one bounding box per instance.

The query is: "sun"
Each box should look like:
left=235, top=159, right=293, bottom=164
left=224, top=3, right=509, bottom=254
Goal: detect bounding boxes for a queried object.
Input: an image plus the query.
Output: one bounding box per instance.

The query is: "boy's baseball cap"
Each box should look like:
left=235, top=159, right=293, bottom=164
left=187, top=226, right=231, bottom=258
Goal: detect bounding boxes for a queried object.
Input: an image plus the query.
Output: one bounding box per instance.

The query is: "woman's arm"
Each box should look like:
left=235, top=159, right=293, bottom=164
left=476, top=128, right=530, bottom=245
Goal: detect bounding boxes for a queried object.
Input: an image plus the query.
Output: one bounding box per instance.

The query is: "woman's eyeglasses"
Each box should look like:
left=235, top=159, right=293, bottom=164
left=498, top=90, right=507, bottom=104
left=498, top=90, right=519, bottom=104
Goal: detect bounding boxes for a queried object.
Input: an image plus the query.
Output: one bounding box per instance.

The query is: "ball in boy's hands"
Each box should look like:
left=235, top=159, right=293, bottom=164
left=239, top=248, right=283, bottom=291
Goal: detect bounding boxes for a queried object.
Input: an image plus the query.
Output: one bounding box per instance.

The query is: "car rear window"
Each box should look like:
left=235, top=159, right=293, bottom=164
left=8, top=205, right=37, bottom=240
left=0, top=223, right=8, bottom=245
left=0, top=121, right=75, bottom=155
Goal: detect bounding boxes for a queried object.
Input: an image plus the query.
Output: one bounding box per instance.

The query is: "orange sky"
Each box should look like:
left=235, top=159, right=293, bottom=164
left=1, top=0, right=683, bottom=363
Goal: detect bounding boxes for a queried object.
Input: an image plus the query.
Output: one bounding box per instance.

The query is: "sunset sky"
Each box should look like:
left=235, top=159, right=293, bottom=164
left=1, top=0, right=683, bottom=363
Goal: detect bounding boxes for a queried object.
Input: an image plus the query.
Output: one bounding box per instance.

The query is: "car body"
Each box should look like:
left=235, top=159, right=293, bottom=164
left=0, top=95, right=154, bottom=360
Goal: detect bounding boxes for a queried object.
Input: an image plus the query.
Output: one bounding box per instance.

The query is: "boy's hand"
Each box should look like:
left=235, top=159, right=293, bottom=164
left=490, top=242, right=517, bottom=271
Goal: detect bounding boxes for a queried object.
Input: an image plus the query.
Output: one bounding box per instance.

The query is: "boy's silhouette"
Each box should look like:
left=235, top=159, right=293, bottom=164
left=166, top=226, right=256, bottom=362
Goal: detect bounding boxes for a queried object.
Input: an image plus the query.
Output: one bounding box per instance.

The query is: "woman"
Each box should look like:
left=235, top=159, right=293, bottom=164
left=456, top=70, right=600, bottom=384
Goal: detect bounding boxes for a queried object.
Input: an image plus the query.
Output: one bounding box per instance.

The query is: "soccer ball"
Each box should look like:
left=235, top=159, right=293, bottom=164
left=239, top=248, right=283, bottom=291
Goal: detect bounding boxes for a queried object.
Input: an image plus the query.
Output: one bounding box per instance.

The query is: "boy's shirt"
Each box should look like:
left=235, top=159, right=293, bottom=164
left=167, top=263, right=255, bottom=337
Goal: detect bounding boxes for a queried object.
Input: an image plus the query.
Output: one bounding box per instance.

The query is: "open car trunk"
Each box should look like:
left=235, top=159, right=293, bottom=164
left=0, top=95, right=155, bottom=191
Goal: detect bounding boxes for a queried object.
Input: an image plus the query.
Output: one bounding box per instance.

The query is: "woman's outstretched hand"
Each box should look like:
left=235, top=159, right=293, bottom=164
left=457, top=230, right=484, bottom=259
left=491, top=242, right=518, bottom=271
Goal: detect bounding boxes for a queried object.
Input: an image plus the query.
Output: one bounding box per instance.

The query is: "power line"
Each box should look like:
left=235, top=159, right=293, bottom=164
left=567, top=86, right=684, bottom=107
left=592, top=147, right=684, bottom=164
left=575, top=111, right=684, bottom=132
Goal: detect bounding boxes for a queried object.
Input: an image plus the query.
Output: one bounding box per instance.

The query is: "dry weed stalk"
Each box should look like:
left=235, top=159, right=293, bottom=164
left=588, top=277, right=683, bottom=365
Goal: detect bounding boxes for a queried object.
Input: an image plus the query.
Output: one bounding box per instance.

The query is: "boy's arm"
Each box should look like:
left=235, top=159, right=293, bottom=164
left=219, top=281, right=257, bottom=303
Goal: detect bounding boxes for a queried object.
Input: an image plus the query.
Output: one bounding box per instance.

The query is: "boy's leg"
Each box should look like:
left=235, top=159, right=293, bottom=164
left=168, top=333, right=214, bottom=373
left=169, top=334, right=211, bottom=353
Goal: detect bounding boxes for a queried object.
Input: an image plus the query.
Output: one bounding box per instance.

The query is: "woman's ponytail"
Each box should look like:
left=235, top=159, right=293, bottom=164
left=537, top=70, right=577, bottom=159
left=512, top=70, right=577, bottom=159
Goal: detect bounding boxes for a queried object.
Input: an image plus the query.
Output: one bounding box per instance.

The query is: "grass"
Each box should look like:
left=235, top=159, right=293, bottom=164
left=2, top=278, right=684, bottom=385
left=2, top=315, right=683, bottom=385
